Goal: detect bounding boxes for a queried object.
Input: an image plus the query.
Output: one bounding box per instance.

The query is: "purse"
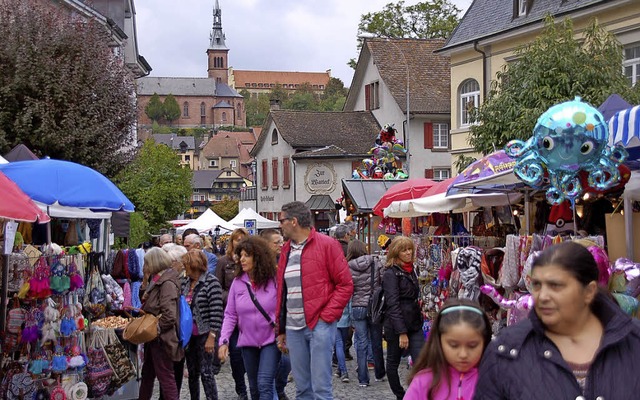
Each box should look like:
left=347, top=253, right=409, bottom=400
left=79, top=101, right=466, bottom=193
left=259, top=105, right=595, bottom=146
left=243, top=282, right=275, bottom=328
left=122, top=309, right=161, bottom=345
left=102, top=329, right=135, bottom=393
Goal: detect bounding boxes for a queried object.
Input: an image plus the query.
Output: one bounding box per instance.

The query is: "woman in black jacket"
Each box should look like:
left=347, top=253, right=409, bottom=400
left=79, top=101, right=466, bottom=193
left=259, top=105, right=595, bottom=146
left=381, top=236, right=424, bottom=400
left=474, top=241, right=640, bottom=399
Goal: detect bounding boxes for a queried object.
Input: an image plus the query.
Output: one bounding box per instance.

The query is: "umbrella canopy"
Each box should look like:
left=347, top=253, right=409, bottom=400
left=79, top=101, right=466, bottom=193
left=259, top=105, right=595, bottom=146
left=0, top=159, right=134, bottom=212
left=598, top=94, right=632, bottom=122
left=372, top=178, right=436, bottom=216
left=384, top=191, right=522, bottom=218
left=0, top=171, right=50, bottom=223
left=447, top=150, right=519, bottom=195
left=229, top=208, right=280, bottom=229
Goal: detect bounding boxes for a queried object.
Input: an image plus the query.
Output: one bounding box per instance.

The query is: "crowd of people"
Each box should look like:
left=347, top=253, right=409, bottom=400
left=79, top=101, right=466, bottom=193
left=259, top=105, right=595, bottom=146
left=135, top=202, right=640, bottom=400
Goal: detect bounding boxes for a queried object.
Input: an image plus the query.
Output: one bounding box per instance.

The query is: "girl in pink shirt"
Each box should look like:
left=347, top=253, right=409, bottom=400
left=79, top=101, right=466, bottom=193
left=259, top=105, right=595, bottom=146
left=404, top=299, right=491, bottom=400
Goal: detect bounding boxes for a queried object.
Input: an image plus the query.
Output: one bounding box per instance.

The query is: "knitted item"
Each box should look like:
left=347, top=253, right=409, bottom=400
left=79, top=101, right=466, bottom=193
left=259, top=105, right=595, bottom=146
left=131, top=281, right=142, bottom=309
left=122, top=281, right=132, bottom=309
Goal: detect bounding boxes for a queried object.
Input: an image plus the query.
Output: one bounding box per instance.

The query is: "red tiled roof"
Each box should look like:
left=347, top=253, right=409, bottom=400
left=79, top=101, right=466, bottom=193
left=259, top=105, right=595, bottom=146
left=233, top=70, right=331, bottom=89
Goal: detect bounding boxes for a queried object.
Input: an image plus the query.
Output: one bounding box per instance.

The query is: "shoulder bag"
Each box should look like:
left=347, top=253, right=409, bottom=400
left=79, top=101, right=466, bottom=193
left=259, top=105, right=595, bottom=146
left=243, top=282, right=275, bottom=328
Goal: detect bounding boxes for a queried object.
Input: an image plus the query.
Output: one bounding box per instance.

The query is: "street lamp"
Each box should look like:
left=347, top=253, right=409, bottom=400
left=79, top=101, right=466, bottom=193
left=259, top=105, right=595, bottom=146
left=358, top=33, right=410, bottom=175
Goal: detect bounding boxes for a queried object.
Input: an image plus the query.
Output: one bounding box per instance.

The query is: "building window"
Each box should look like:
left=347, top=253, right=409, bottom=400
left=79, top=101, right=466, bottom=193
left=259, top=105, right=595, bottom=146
left=209, top=160, right=218, bottom=168
left=183, top=102, right=189, bottom=118
left=200, top=102, right=206, bottom=125
left=517, top=0, right=527, bottom=16
left=245, top=83, right=251, bottom=87
left=319, top=85, right=324, bottom=89
left=459, top=79, right=480, bottom=127
left=236, top=103, right=242, bottom=119
left=434, top=168, right=451, bottom=181
left=364, top=82, right=380, bottom=110
left=226, top=171, right=231, bottom=176
left=230, top=160, right=237, bottom=169
left=271, top=128, right=278, bottom=145
left=283, top=157, right=290, bottom=188
left=433, top=123, right=449, bottom=149
left=184, top=155, right=191, bottom=162
left=261, top=160, right=268, bottom=189
left=222, top=112, right=227, bottom=122
left=272, top=159, right=279, bottom=188
left=624, top=43, right=640, bottom=86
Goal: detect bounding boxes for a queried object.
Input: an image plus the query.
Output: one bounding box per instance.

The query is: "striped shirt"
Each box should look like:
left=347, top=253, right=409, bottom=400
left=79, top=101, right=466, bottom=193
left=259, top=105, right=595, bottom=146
left=285, top=241, right=306, bottom=330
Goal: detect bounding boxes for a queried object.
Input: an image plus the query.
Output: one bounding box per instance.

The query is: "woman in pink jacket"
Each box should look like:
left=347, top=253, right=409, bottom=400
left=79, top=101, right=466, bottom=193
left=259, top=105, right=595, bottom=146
left=404, top=299, right=491, bottom=400
left=218, top=236, right=279, bottom=400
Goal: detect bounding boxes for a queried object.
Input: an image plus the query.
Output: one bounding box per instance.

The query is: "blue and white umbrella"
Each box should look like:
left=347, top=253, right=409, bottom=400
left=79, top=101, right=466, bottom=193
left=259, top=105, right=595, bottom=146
left=0, top=158, right=134, bottom=212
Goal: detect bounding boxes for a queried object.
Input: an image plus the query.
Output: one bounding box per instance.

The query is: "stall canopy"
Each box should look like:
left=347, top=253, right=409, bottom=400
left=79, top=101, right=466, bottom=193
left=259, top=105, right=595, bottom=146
left=372, top=178, right=436, bottom=217
left=342, top=179, right=405, bottom=214
left=3, top=144, right=39, bottom=162
left=447, top=150, right=520, bottom=195
left=0, top=159, right=134, bottom=212
left=229, top=208, right=280, bottom=229
left=0, top=155, right=7, bottom=164
left=0, top=171, right=50, bottom=223
left=176, top=208, right=237, bottom=234
left=609, top=105, right=640, bottom=161
left=599, top=93, right=632, bottom=122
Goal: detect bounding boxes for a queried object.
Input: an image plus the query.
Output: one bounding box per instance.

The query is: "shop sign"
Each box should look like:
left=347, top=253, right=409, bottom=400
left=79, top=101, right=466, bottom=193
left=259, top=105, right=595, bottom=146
left=304, top=163, right=336, bottom=194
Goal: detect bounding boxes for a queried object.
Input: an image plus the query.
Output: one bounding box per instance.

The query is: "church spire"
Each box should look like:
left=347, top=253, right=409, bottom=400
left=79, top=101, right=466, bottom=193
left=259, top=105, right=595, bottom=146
left=209, top=0, right=228, bottom=50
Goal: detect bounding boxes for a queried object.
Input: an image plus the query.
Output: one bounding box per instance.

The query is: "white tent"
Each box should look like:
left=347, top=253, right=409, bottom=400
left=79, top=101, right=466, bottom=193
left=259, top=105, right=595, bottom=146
left=176, top=208, right=237, bottom=234
left=229, top=208, right=280, bottom=229
left=36, top=201, right=112, bottom=219
left=384, top=192, right=523, bottom=218
left=0, top=155, right=8, bottom=164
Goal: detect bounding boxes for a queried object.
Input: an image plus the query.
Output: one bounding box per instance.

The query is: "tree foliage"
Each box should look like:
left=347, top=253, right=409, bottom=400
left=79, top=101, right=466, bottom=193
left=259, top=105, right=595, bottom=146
left=115, top=140, right=193, bottom=233
left=145, top=93, right=164, bottom=123
left=0, top=0, right=137, bottom=176
left=349, top=0, right=461, bottom=69
left=211, top=197, right=239, bottom=221
left=163, top=94, right=181, bottom=124
left=469, top=16, right=640, bottom=154
left=453, top=155, right=477, bottom=174
left=241, top=79, right=347, bottom=127
left=358, top=0, right=461, bottom=39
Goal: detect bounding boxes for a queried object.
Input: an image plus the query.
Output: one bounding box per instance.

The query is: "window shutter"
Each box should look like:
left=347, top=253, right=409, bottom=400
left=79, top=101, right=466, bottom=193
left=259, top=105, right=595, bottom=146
left=283, top=158, right=290, bottom=186
left=424, top=122, right=434, bottom=149
left=424, top=169, right=434, bottom=179
left=261, top=160, right=268, bottom=189
left=272, top=159, right=279, bottom=187
left=365, top=85, right=371, bottom=111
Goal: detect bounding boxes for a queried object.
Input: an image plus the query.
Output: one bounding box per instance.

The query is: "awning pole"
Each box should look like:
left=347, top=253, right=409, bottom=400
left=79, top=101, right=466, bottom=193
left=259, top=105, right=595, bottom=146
left=624, top=197, right=633, bottom=259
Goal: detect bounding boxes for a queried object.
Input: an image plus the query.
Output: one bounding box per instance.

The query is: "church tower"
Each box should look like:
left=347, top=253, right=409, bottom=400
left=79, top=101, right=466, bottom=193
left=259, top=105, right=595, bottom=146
left=207, top=0, right=229, bottom=84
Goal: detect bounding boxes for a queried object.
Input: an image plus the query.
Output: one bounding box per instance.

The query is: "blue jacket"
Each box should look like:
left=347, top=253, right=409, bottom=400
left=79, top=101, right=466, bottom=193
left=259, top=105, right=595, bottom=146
left=203, top=250, right=218, bottom=274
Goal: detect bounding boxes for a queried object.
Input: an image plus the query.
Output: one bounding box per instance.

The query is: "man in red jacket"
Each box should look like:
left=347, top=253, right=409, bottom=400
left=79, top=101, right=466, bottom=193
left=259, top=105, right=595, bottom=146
left=275, top=201, right=354, bottom=400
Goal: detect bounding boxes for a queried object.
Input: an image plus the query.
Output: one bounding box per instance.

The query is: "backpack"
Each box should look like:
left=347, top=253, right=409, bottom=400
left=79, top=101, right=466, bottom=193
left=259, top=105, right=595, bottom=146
left=368, top=286, right=386, bottom=324
left=178, top=294, right=193, bottom=348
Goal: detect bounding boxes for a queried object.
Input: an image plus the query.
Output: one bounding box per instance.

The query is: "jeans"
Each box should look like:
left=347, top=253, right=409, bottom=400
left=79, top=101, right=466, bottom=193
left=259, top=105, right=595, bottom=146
left=286, top=320, right=336, bottom=400
left=139, top=339, right=179, bottom=400
left=351, top=306, right=371, bottom=384
left=230, top=327, right=248, bottom=397
left=275, top=352, right=291, bottom=395
left=385, top=329, right=424, bottom=400
left=334, top=327, right=348, bottom=375
left=369, top=321, right=386, bottom=380
left=241, top=342, right=281, bottom=400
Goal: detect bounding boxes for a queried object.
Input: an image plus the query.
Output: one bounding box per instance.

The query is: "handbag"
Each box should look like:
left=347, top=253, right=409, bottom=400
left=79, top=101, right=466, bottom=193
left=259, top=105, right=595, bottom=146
left=243, top=282, right=275, bottom=328
left=122, top=309, right=161, bottom=345
left=86, top=331, right=113, bottom=398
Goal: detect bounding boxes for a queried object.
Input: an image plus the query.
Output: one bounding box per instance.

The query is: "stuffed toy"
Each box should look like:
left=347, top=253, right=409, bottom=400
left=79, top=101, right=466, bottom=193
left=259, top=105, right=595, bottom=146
left=545, top=200, right=575, bottom=236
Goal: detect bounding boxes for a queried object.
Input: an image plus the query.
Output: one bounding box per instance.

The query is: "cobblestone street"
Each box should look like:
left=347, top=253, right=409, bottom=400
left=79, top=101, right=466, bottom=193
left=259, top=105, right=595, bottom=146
left=151, top=355, right=410, bottom=400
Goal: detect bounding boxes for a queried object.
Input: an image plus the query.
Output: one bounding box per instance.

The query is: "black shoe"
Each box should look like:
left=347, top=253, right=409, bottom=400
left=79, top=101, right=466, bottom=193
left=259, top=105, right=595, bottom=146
left=345, top=352, right=353, bottom=361
left=277, top=392, right=289, bottom=400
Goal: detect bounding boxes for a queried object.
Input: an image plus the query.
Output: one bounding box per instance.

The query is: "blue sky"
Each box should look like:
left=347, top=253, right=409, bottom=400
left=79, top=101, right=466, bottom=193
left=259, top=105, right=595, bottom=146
left=135, top=0, right=472, bottom=86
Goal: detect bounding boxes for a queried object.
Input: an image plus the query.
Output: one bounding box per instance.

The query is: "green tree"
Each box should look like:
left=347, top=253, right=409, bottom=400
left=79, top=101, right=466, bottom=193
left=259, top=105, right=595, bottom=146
left=454, top=155, right=477, bottom=174
left=128, top=212, right=151, bottom=249
left=0, top=0, right=137, bottom=176
left=241, top=89, right=270, bottom=127
left=211, top=197, right=239, bottom=221
left=145, top=93, right=164, bottom=123
left=469, top=16, right=640, bottom=154
left=163, top=94, right=181, bottom=124
left=115, top=140, right=192, bottom=233
left=323, top=77, right=348, bottom=98
left=358, top=0, right=461, bottom=39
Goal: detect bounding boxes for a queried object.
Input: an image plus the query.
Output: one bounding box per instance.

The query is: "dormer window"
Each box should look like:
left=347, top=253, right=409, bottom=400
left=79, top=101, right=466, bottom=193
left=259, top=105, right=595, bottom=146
left=271, top=129, right=278, bottom=145
left=517, top=0, right=527, bottom=16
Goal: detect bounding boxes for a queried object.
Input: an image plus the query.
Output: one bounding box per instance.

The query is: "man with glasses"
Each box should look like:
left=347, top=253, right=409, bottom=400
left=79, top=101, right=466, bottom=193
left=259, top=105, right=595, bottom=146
left=275, top=202, right=353, bottom=400
left=183, top=233, right=218, bottom=274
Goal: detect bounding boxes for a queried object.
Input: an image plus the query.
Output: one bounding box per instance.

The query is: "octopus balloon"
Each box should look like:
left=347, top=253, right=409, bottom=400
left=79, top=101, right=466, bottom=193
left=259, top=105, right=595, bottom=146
left=506, top=97, right=628, bottom=205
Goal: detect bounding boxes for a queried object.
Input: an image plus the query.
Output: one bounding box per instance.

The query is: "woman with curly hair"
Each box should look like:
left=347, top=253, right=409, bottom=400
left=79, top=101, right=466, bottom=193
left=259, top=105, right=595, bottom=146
left=218, top=236, right=280, bottom=400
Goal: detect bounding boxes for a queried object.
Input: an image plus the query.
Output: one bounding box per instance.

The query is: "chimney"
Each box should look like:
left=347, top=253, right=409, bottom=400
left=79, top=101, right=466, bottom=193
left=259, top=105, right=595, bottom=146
left=269, top=99, right=281, bottom=110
